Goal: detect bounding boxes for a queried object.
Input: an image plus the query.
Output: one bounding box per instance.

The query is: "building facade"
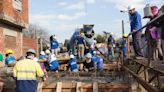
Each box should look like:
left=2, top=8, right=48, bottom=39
left=0, top=0, right=28, bottom=58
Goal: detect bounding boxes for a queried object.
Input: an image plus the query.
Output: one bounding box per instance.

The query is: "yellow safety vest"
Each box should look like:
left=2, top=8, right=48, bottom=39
left=13, top=59, right=44, bottom=80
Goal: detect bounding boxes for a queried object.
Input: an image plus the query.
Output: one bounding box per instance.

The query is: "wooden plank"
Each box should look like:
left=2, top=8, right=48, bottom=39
left=56, top=82, right=62, bottom=92
left=98, top=83, right=129, bottom=89
left=43, top=82, right=130, bottom=89
left=93, top=82, right=98, bottom=92
left=76, top=82, right=82, bottom=92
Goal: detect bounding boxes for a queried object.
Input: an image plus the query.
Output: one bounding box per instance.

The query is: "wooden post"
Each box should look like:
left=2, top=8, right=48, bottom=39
left=56, top=82, right=62, bottom=92
left=93, top=82, right=98, bottom=92
left=37, top=82, right=44, bottom=92
left=127, top=38, right=130, bottom=58
left=76, top=82, right=82, bottom=92
left=138, top=66, right=148, bottom=92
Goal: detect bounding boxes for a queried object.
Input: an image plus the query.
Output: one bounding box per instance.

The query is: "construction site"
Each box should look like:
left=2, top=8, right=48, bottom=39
left=0, top=0, right=164, bottom=92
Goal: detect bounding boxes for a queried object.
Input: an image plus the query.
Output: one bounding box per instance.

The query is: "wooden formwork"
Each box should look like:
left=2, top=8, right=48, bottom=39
left=40, top=82, right=131, bottom=92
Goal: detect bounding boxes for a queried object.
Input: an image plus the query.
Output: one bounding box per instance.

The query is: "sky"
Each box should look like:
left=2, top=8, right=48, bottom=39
left=29, top=0, right=164, bottom=43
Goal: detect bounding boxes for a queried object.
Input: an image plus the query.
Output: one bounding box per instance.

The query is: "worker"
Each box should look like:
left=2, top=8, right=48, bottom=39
left=13, top=49, right=44, bottom=92
left=107, top=33, right=115, bottom=61
left=5, top=49, right=15, bottom=67
left=128, top=5, right=143, bottom=59
left=83, top=53, right=95, bottom=72
left=39, top=51, right=47, bottom=77
left=50, top=35, right=59, bottom=56
left=121, top=34, right=127, bottom=58
left=45, top=50, right=59, bottom=72
left=75, top=32, right=86, bottom=59
left=67, top=54, right=78, bottom=72
left=96, top=51, right=104, bottom=71
left=145, top=5, right=163, bottom=61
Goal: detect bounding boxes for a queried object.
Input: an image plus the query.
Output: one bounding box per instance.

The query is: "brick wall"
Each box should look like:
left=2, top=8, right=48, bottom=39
left=0, top=0, right=28, bottom=26
left=0, top=23, right=23, bottom=59
left=23, top=36, right=37, bottom=56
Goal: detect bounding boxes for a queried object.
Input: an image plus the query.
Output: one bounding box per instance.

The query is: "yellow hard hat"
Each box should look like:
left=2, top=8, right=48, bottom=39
left=123, top=34, right=127, bottom=37
left=80, top=33, right=84, bottom=36
left=6, top=49, right=13, bottom=54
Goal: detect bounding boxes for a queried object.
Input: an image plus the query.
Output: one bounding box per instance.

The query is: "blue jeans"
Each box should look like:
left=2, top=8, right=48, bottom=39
left=108, top=45, right=115, bottom=60
left=132, top=31, right=143, bottom=56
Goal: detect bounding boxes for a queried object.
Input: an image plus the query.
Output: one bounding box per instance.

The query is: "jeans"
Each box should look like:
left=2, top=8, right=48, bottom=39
left=107, top=45, right=115, bottom=60
left=132, top=31, right=143, bottom=56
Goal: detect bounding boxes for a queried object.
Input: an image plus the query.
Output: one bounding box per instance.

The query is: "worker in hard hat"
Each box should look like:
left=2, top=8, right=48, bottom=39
left=38, top=51, right=47, bottom=76
left=75, top=32, right=87, bottom=60
left=45, top=50, right=59, bottom=72
left=13, top=49, right=44, bottom=92
left=67, top=54, right=78, bottom=72
left=145, top=5, right=163, bottom=61
left=121, top=34, right=127, bottom=58
left=83, top=53, right=95, bottom=72
left=128, top=5, right=143, bottom=59
left=107, top=33, right=115, bottom=61
left=5, top=49, right=15, bottom=67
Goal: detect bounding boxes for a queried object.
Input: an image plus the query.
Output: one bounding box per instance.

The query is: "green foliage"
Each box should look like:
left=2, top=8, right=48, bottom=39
left=95, top=34, right=106, bottom=43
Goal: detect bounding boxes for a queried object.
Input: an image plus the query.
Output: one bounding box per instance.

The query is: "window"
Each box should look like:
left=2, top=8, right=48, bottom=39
left=5, top=35, right=16, bottom=48
left=13, top=0, right=22, bottom=12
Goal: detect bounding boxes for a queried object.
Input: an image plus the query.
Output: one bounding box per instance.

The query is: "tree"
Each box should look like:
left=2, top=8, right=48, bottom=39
left=95, top=34, right=106, bottom=43
left=23, top=24, right=50, bottom=51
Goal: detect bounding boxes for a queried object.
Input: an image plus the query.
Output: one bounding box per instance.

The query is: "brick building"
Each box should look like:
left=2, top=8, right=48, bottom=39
left=0, top=0, right=28, bottom=58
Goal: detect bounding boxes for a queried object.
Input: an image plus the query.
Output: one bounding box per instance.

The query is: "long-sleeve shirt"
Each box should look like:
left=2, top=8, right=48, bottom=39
left=13, top=59, right=44, bottom=92
left=130, top=11, right=142, bottom=32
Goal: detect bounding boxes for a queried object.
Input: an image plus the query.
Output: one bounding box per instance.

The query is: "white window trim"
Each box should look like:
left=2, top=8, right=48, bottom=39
left=13, top=0, right=22, bottom=12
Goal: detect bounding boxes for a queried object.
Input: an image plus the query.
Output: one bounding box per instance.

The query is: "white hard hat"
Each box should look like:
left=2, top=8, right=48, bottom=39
left=45, top=50, right=51, bottom=54
left=93, top=51, right=97, bottom=55
left=85, top=53, right=92, bottom=58
left=110, top=32, right=113, bottom=35
left=27, top=49, right=36, bottom=54
left=70, top=54, right=74, bottom=58
left=128, top=5, right=135, bottom=11
left=40, top=51, right=45, bottom=55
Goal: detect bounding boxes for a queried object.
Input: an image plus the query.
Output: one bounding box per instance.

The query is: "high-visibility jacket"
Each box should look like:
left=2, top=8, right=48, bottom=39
left=13, top=59, right=44, bottom=92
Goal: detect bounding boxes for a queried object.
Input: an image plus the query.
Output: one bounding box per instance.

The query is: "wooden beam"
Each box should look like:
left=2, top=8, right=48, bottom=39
left=43, top=82, right=130, bottom=89
left=98, top=83, right=129, bottom=89
left=121, top=65, right=158, bottom=92
left=93, top=82, right=98, bottom=92
left=56, top=82, right=62, bottom=92
left=148, top=73, right=158, bottom=83
left=136, top=65, right=142, bottom=74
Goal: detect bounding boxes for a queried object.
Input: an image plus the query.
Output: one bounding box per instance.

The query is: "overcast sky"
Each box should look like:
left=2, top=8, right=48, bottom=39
left=29, top=0, right=163, bottom=43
